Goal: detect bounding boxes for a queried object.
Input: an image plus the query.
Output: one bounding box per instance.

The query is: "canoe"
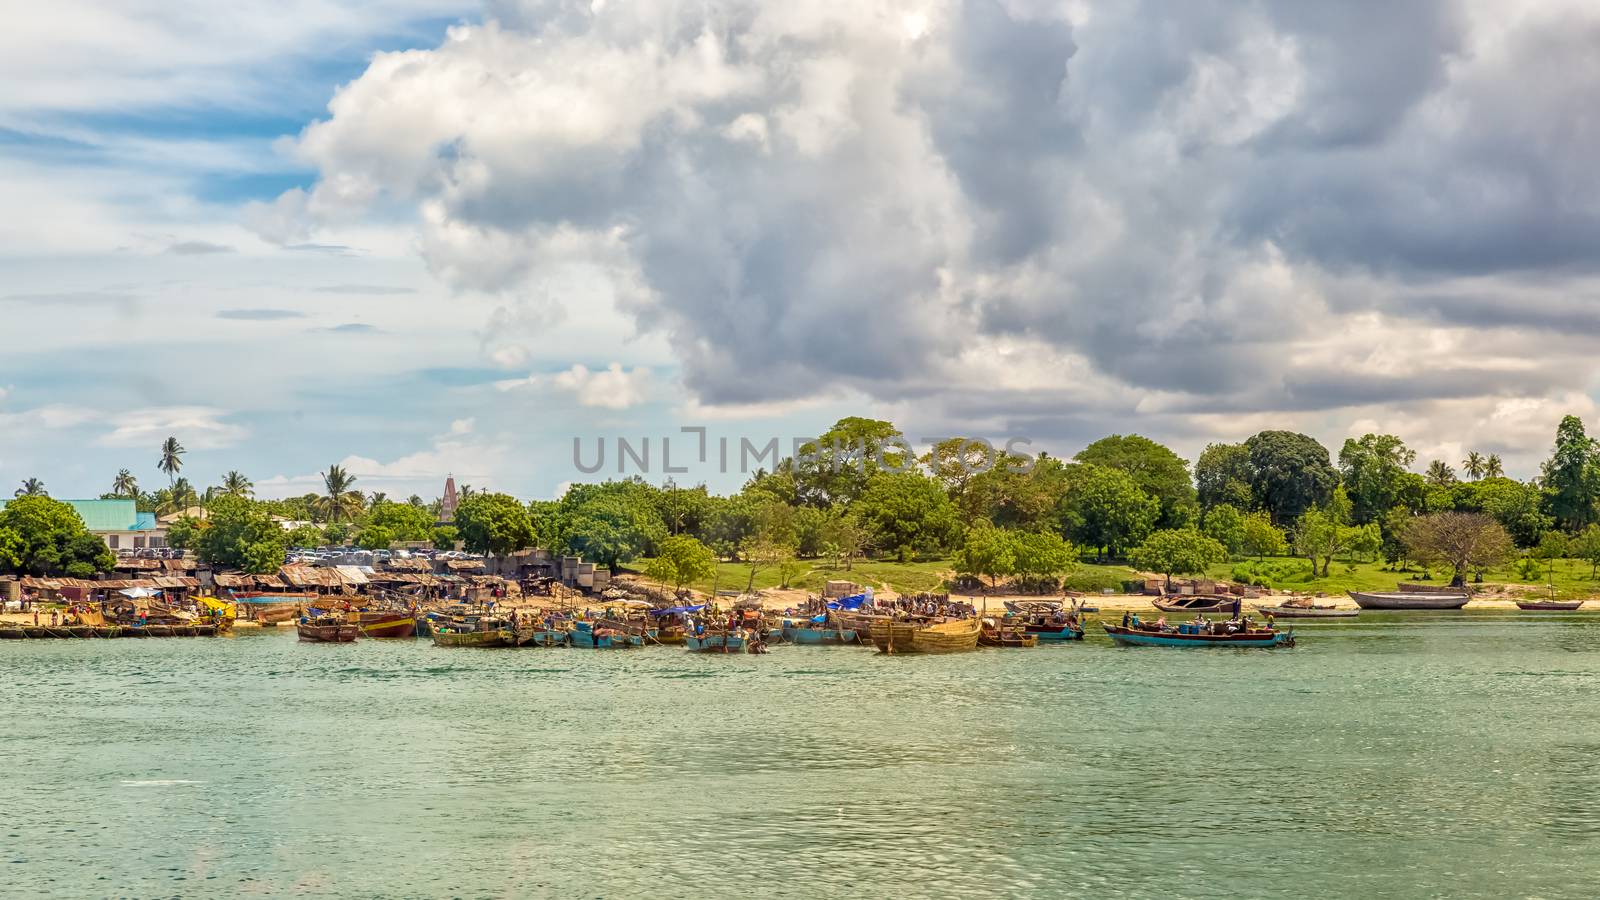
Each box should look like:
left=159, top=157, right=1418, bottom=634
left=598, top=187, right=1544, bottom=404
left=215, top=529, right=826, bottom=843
left=1348, top=591, right=1469, bottom=610
left=298, top=621, right=360, bottom=642
left=432, top=628, right=515, bottom=648
left=1023, top=622, right=1085, bottom=641
left=1102, top=623, right=1295, bottom=648
left=979, top=626, right=1038, bottom=649
left=1516, top=600, right=1585, bottom=610
left=1152, top=595, right=1241, bottom=614
left=869, top=617, right=982, bottom=654
left=356, top=611, right=416, bottom=639
left=685, top=632, right=749, bottom=653
left=780, top=621, right=858, bottom=645
left=1253, top=603, right=1360, bottom=619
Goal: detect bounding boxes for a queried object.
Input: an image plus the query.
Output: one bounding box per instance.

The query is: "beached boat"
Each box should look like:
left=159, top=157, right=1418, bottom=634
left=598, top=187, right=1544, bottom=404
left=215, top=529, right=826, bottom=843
left=780, top=619, right=858, bottom=645
left=431, top=627, right=515, bottom=648
left=1102, top=622, right=1295, bottom=648
left=356, top=610, right=416, bottom=638
left=979, top=618, right=1038, bottom=649
left=1348, top=590, right=1469, bottom=610
left=869, top=616, right=982, bottom=654
left=1152, top=595, right=1242, bottom=614
left=1516, top=599, right=1585, bottom=611
left=298, top=618, right=360, bottom=642
left=1253, top=602, right=1359, bottom=619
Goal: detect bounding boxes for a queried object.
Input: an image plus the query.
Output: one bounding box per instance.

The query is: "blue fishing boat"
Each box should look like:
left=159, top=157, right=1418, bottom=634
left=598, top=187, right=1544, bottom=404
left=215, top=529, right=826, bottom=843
left=568, top=621, right=643, bottom=649
left=780, top=618, right=858, bottom=645
left=524, top=629, right=569, bottom=647
left=686, top=632, right=747, bottom=653
left=1102, top=622, right=1294, bottom=648
left=1003, top=601, right=1086, bottom=642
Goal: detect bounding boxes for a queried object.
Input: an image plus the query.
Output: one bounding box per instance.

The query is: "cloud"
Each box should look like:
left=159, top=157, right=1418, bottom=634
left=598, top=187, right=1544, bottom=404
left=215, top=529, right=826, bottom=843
left=166, top=240, right=233, bottom=255
left=95, top=406, right=247, bottom=450
left=313, top=284, right=415, bottom=295
left=496, top=363, right=653, bottom=409
left=217, top=308, right=306, bottom=321
left=318, top=322, right=382, bottom=333
left=254, top=430, right=510, bottom=499
left=2, top=291, right=138, bottom=307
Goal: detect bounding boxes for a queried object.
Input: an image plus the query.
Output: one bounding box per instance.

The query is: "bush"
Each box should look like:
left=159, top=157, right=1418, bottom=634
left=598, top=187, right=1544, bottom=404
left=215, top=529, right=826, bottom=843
left=1230, top=559, right=1317, bottom=588
left=1061, top=569, right=1129, bottom=594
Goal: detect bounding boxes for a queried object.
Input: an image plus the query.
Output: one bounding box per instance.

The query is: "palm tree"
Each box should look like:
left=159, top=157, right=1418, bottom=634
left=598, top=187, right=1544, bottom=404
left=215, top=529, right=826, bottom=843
left=112, top=469, right=138, bottom=498
left=14, top=478, right=46, bottom=497
left=221, top=471, right=253, bottom=497
left=1425, top=459, right=1457, bottom=486
left=1484, top=454, right=1505, bottom=479
left=320, top=465, right=363, bottom=523
left=1462, top=451, right=1485, bottom=480
left=158, top=436, right=185, bottom=489
left=159, top=478, right=198, bottom=515
left=367, top=491, right=388, bottom=507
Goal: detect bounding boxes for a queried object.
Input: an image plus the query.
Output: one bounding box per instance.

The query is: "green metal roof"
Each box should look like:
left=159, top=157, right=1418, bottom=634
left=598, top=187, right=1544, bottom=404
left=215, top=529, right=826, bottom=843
left=0, top=498, right=146, bottom=531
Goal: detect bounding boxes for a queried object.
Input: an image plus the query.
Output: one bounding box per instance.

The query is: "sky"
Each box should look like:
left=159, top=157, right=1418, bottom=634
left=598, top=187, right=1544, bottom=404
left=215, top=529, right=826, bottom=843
left=4, top=0, right=1600, bottom=502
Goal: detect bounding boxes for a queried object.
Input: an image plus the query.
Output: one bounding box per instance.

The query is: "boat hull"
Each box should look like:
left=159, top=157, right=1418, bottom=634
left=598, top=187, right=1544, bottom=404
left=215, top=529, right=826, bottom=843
left=1516, top=601, right=1585, bottom=610
left=781, top=623, right=858, bottom=645
left=432, top=629, right=515, bottom=648
left=685, top=633, right=749, bottom=653
left=1348, top=591, right=1469, bottom=610
left=1253, top=604, right=1360, bottom=618
left=1024, top=624, right=1085, bottom=641
left=1102, top=623, right=1294, bottom=648
left=1152, top=596, right=1241, bottom=614
left=568, top=627, right=643, bottom=649
left=357, top=612, right=416, bottom=638
left=298, top=623, right=360, bottom=642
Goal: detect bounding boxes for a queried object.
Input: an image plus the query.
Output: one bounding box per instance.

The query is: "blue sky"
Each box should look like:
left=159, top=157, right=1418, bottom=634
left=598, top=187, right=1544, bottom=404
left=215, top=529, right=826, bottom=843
left=5, top=0, right=1600, bottom=502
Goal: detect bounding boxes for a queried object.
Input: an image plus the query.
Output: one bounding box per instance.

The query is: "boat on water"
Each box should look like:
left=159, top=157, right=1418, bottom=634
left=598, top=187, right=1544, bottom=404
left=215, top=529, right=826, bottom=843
left=431, top=626, right=516, bottom=648
left=1253, top=601, right=1359, bottom=619
left=1348, top=590, right=1470, bottom=610
left=1102, top=622, right=1294, bottom=648
left=684, top=631, right=768, bottom=653
left=568, top=620, right=643, bottom=649
left=297, top=617, right=360, bottom=643
left=869, top=616, right=982, bottom=654
left=356, top=610, right=417, bottom=638
left=232, top=593, right=316, bottom=624
left=1002, top=601, right=1086, bottom=641
left=1152, top=595, right=1242, bottom=614
left=979, top=618, right=1038, bottom=648
left=1516, top=599, right=1585, bottom=610
left=780, top=618, right=858, bottom=645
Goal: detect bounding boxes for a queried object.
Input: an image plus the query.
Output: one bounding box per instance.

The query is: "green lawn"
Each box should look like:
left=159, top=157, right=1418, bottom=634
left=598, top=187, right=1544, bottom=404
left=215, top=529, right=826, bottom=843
left=630, top=554, right=1600, bottom=601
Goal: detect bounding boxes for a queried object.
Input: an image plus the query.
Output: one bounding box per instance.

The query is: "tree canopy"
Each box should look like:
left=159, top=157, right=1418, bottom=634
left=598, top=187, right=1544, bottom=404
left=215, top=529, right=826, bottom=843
left=0, top=496, right=115, bottom=577
left=454, top=493, right=536, bottom=557
left=195, top=495, right=286, bottom=574
left=1056, top=464, right=1158, bottom=560
left=1401, top=512, right=1514, bottom=587
left=1075, top=434, right=1197, bottom=528
left=1128, top=529, right=1228, bottom=591
left=1245, top=430, right=1338, bottom=524
left=851, top=471, right=959, bottom=561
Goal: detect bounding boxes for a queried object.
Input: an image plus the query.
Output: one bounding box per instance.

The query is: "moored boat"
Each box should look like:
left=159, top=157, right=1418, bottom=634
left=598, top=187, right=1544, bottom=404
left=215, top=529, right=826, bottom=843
left=1102, top=622, right=1294, bottom=648
left=780, top=618, right=858, bottom=645
left=1348, top=590, right=1469, bottom=610
left=979, top=618, right=1038, bottom=648
left=297, top=618, right=360, bottom=642
left=685, top=631, right=750, bottom=653
left=568, top=621, right=643, bottom=649
left=869, top=616, right=982, bottom=654
left=1515, top=599, right=1585, bottom=610
left=356, top=610, right=417, bottom=638
left=1152, top=595, right=1242, bottom=614
left=431, top=627, right=515, bottom=648
left=1003, top=601, right=1086, bottom=641
left=1253, top=602, right=1359, bottom=619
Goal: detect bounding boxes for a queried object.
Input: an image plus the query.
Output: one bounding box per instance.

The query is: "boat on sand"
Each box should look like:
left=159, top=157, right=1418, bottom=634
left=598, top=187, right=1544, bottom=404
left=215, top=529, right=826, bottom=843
left=1348, top=591, right=1469, bottom=610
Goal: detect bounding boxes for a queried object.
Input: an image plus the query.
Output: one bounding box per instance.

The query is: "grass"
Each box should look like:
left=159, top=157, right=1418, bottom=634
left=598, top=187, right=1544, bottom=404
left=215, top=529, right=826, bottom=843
left=631, top=554, right=1600, bottom=601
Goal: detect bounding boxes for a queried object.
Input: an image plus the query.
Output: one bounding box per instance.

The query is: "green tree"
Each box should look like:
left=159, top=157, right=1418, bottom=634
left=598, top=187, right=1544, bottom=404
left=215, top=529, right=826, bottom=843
left=1075, top=434, right=1197, bottom=528
left=851, top=471, right=960, bottom=561
left=1201, top=503, right=1247, bottom=555
left=323, top=522, right=351, bottom=546
left=1245, top=430, right=1338, bottom=524
left=194, top=495, right=286, bottom=574
left=318, top=465, right=363, bottom=523
left=1056, top=464, right=1159, bottom=560
left=1533, top=530, right=1569, bottom=584
left=960, top=453, right=1072, bottom=530
left=1010, top=530, right=1079, bottom=591
left=1574, top=524, right=1600, bottom=578
left=1293, top=487, right=1381, bottom=576
left=655, top=483, right=714, bottom=536
left=953, top=522, right=1015, bottom=589
left=285, top=524, right=325, bottom=548
left=1241, top=511, right=1288, bottom=561
left=1483, top=454, right=1505, bottom=478
left=431, top=525, right=459, bottom=552
left=557, top=485, right=664, bottom=569
left=220, top=471, right=253, bottom=497
left=921, top=437, right=996, bottom=506
left=644, top=534, right=716, bottom=594
left=1338, top=434, right=1418, bottom=524
left=1473, top=477, right=1550, bottom=548
left=1542, top=415, right=1600, bottom=530
left=0, top=496, right=115, bottom=576
left=1462, top=451, right=1486, bottom=480
left=1401, top=512, right=1514, bottom=587
left=357, top=526, right=394, bottom=551
left=1425, top=459, right=1457, bottom=487
left=1128, top=529, right=1228, bottom=592
left=165, top=515, right=208, bottom=551
left=790, top=417, right=910, bottom=506
left=1195, top=442, right=1254, bottom=510
left=14, top=478, right=46, bottom=497
left=111, top=469, right=138, bottom=499
left=455, top=493, right=536, bottom=557
left=366, top=501, right=435, bottom=542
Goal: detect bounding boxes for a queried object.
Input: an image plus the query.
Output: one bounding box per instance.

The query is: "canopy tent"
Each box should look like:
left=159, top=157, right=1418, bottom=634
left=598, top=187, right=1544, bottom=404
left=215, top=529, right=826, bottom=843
left=119, top=587, right=161, bottom=598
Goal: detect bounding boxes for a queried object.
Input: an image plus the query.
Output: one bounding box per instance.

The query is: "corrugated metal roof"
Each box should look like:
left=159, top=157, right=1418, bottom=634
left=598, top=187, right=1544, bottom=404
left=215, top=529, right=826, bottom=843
left=0, top=499, right=145, bottom=532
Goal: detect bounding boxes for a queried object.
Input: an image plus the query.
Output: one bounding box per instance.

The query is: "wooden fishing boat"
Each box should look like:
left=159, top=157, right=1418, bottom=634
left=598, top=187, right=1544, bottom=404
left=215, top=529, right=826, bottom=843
left=685, top=632, right=748, bottom=653
left=431, top=627, right=515, bottom=648
left=1152, top=595, right=1241, bottom=614
left=1253, top=602, right=1359, bottom=619
left=1516, top=599, right=1585, bottom=610
left=1348, top=590, right=1469, bottom=610
left=780, top=619, right=858, bottom=645
left=1102, top=622, right=1294, bottom=648
left=522, top=629, right=569, bottom=647
left=356, top=610, right=417, bottom=638
left=567, top=621, right=643, bottom=649
left=1002, top=602, right=1086, bottom=641
left=233, top=593, right=315, bottom=624
left=869, top=616, right=982, bottom=654
left=298, top=618, right=360, bottom=642
left=979, top=618, right=1038, bottom=649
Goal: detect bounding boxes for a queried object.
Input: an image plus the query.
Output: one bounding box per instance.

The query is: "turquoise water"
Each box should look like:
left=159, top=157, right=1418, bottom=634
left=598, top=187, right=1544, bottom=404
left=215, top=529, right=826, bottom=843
left=5, top=612, right=1600, bottom=898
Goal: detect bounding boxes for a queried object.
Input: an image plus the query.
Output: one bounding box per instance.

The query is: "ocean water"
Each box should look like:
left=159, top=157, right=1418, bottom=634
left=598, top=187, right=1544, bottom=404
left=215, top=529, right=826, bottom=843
left=4, top=612, right=1600, bottom=898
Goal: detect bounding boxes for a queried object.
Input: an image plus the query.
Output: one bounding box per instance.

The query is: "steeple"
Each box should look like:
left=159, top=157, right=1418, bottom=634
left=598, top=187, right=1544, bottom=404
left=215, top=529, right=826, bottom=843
left=441, top=474, right=459, bottom=523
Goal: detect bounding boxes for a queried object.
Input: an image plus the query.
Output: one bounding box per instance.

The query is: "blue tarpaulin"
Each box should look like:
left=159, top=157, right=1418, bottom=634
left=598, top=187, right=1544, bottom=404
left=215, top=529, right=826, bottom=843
left=827, top=593, right=869, bottom=610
